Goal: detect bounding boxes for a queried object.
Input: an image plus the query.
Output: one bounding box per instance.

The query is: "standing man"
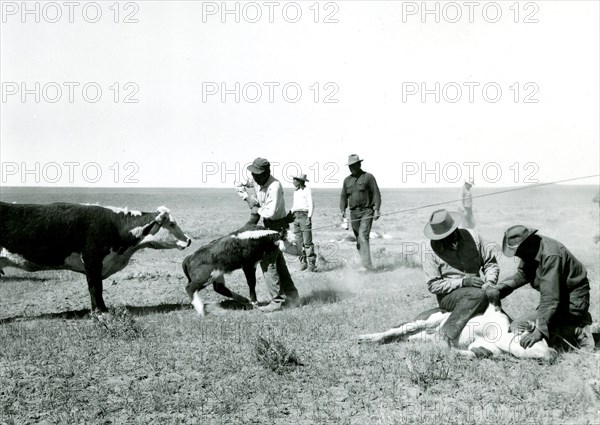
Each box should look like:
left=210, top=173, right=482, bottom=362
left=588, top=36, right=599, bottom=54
left=459, top=179, right=475, bottom=229
left=496, top=225, right=594, bottom=351
left=245, top=158, right=300, bottom=312
left=291, top=174, right=317, bottom=272
left=423, top=209, right=499, bottom=347
left=340, top=154, right=381, bottom=271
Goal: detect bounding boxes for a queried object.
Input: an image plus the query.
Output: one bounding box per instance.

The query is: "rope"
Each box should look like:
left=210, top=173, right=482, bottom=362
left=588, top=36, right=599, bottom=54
left=311, top=174, right=599, bottom=231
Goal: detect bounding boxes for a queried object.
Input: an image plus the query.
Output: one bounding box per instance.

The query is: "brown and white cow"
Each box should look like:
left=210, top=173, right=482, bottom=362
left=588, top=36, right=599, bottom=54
left=0, top=202, right=191, bottom=311
left=357, top=298, right=557, bottom=361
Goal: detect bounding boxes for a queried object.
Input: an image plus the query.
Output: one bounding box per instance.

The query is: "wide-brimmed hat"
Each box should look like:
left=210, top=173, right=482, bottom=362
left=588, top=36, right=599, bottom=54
left=346, top=154, right=364, bottom=166
left=464, top=178, right=475, bottom=186
left=247, top=158, right=270, bottom=174
left=293, top=174, right=309, bottom=183
left=502, top=225, right=538, bottom=257
left=423, top=209, right=462, bottom=240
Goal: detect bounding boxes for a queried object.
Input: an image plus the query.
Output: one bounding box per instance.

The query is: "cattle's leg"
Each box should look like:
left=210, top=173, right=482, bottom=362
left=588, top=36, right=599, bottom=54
left=83, top=259, right=107, bottom=312
left=212, top=275, right=251, bottom=305
left=184, top=264, right=214, bottom=316
left=242, top=263, right=258, bottom=304
left=357, top=320, right=426, bottom=343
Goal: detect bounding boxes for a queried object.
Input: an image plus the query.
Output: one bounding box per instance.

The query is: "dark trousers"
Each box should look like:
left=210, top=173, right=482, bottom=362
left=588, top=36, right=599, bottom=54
left=438, top=287, right=488, bottom=342
left=350, top=207, right=374, bottom=268
left=261, top=218, right=299, bottom=304
left=293, top=211, right=315, bottom=265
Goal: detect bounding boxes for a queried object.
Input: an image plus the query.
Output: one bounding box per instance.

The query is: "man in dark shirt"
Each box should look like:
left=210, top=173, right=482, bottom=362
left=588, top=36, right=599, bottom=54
left=497, top=225, right=594, bottom=351
left=423, top=209, right=499, bottom=346
left=340, top=154, right=381, bottom=271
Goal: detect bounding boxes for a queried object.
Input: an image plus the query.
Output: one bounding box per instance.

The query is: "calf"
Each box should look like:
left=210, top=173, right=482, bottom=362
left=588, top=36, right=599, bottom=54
left=357, top=298, right=556, bottom=361
left=0, top=202, right=191, bottom=311
left=182, top=223, right=291, bottom=315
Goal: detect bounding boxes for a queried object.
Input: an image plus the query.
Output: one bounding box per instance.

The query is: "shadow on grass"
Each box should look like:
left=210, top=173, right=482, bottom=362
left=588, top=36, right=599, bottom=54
left=300, top=288, right=354, bottom=306
left=0, top=275, right=50, bottom=282
left=0, top=303, right=192, bottom=324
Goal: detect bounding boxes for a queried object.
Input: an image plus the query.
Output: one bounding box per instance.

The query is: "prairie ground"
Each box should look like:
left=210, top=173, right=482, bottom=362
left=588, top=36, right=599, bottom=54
left=0, top=186, right=599, bottom=424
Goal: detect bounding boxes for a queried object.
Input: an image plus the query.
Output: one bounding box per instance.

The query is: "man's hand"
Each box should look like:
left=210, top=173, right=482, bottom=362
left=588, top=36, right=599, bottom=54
left=235, top=184, right=249, bottom=201
left=519, top=328, right=544, bottom=348
left=247, top=195, right=260, bottom=208
left=462, top=276, right=484, bottom=288
left=341, top=210, right=346, bottom=219
left=307, top=216, right=312, bottom=226
left=509, top=320, right=535, bottom=335
left=373, top=209, right=380, bottom=221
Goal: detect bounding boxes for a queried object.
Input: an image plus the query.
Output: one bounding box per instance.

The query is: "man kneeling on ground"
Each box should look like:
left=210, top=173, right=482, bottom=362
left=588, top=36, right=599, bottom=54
left=496, top=225, right=595, bottom=351
left=423, top=209, right=500, bottom=347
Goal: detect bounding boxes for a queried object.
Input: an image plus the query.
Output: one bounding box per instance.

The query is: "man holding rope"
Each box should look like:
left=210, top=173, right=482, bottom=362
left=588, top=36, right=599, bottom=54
left=340, top=154, right=381, bottom=272
left=496, top=226, right=595, bottom=351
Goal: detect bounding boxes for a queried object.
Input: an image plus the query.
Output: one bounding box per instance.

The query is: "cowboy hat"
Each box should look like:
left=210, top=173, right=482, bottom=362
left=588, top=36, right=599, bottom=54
left=247, top=157, right=270, bottom=174
left=502, top=225, right=538, bottom=257
left=293, top=174, right=309, bottom=183
left=346, top=154, right=364, bottom=166
left=423, top=209, right=462, bottom=240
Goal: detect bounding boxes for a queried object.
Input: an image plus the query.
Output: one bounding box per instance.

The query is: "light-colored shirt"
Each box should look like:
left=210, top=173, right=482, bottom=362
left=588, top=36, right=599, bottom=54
left=460, top=185, right=472, bottom=209
left=423, top=229, right=499, bottom=295
left=252, top=175, right=287, bottom=220
left=291, top=187, right=314, bottom=217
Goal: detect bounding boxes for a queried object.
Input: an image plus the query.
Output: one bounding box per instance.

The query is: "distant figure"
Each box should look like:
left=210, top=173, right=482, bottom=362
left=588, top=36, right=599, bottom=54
left=496, top=226, right=594, bottom=351
left=340, top=154, right=381, bottom=272
left=422, top=209, right=499, bottom=347
left=291, top=174, right=317, bottom=272
left=459, top=179, right=475, bottom=229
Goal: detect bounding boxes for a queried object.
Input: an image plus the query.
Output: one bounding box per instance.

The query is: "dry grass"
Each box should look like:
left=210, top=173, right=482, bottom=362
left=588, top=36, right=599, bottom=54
left=0, top=186, right=598, bottom=424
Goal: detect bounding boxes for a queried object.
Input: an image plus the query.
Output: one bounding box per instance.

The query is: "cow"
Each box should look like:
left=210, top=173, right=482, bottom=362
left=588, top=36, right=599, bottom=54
left=357, top=291, right=557, bottom=361
left=182, top=222, right=294, bottom=316
left=0, top=202, right=192, bottom=312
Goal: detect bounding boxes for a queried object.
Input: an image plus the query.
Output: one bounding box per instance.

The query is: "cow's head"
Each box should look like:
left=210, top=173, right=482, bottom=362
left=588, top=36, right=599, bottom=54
left=141, top=206, right=192, bottom=250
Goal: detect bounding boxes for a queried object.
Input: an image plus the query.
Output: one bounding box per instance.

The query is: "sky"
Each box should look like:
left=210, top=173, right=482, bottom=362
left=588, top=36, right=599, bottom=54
left=1, top=0, right=599, bottom=189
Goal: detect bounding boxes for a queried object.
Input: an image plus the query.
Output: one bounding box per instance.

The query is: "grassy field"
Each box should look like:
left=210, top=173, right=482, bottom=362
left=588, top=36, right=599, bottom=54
left=0, top=186, right=599, bottom=424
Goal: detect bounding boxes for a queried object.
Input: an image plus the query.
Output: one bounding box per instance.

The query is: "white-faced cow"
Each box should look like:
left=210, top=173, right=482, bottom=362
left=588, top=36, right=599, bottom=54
left=182, top=222, right=293, bottom=315
left=0, top=202, right=192, bottom=312
left=357, top=293, right=557, bottom=361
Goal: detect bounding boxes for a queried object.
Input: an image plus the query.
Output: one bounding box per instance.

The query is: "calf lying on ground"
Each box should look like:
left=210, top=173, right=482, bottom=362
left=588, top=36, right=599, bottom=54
left=357, top=295, right=557, bottom=360
left=182, top=223, right=292, bottom=315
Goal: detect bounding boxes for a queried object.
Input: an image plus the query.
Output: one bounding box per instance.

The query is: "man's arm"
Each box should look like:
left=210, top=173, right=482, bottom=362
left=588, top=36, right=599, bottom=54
left=479, top=237, right=499, bottom=285
left=369, top=174, right=382, bottom=211
left=535, top=255, right=562, bottom=339
left=496, top=260, right=529, bottom=298
left=340, top=178, right=348, bottom=214
left=423, top=254, right=463, bottom=294
left=306, top=188, right=314, bottom=218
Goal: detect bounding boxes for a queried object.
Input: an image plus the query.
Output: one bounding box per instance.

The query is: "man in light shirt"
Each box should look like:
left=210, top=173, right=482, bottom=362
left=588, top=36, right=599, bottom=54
left=246, top=157, right=300, bottom=312
left=291, top=174, right=316, bottom=272
left=423, top=209, right=499, bottom=347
